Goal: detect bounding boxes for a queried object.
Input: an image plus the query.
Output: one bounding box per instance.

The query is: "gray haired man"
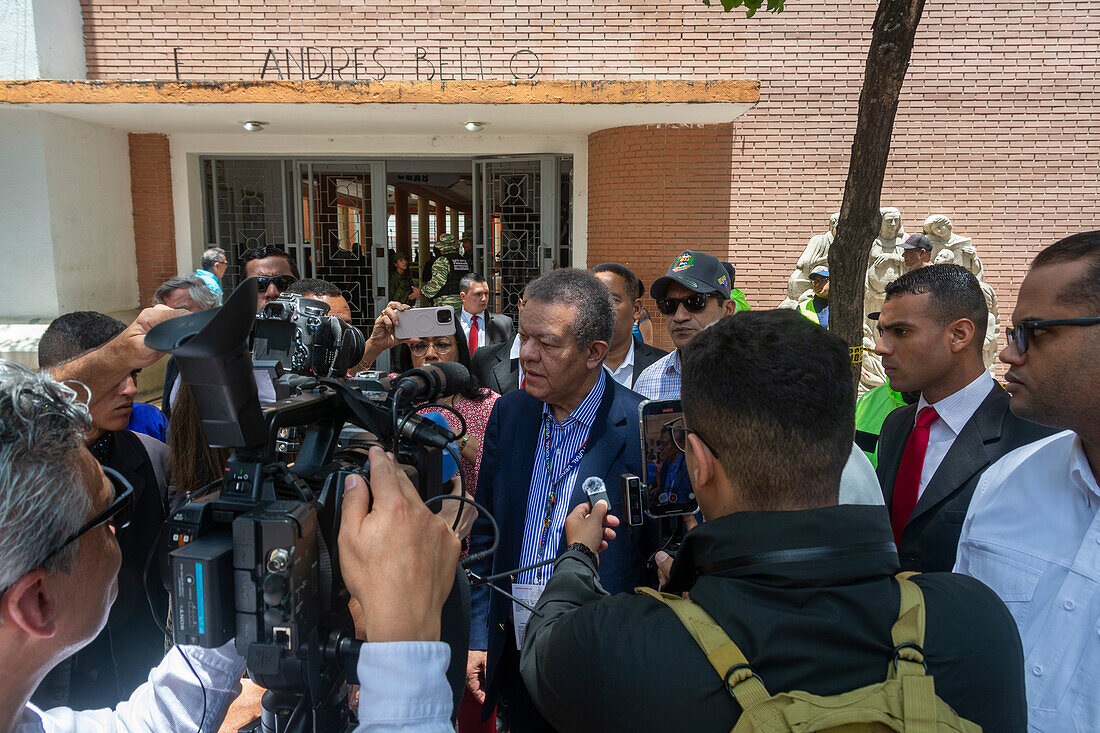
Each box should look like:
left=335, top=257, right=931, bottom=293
left=194, top=247, right=227, bottom=302
left=153, top=275, right=219, bottom=313
left=0, top=308, right=470, bottom=730
left=465, top=268, right=653, bottom=732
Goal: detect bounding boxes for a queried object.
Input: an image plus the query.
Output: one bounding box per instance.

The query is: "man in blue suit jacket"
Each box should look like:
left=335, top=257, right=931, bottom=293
left=466, top=269, right=652, bottom=732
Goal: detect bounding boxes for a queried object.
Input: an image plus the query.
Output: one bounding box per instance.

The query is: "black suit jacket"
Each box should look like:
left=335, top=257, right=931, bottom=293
left=484, top=311, right=514, bottom=345
left=471, top=338, right=518, bottom=395
left=468, top=376, right=653, bottom=710
left=630, top=338, right=668, bottom=388
left=877, top=381, right=1057, bottom=572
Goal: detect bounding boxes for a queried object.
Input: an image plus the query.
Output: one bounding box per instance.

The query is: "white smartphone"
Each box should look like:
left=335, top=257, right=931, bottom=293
left=393, top=306, right=456, bottom=340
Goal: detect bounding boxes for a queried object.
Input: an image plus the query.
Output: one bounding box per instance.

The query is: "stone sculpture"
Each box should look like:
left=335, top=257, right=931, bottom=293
left=864, top=207, right=907, bottom=322
left=781, top=213, right=838, bottom=309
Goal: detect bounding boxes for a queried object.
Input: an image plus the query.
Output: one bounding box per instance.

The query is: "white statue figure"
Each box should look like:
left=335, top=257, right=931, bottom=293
left=781, top=213, right=838, bottom=309
left=923, top=214, right=998, bottom=373
left=864, top=207, right=907, bottom=325
left=924, top=214, right=983, bottom=280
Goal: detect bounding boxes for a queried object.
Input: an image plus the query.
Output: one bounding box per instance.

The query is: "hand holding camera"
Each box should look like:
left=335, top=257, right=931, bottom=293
left=338, top=446, right=461, bottom=643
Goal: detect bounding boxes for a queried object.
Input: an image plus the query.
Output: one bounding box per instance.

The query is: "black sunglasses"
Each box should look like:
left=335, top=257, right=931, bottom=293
left=1005, top=317, right=1100, bottom=354
left=254, top=275, right=298, bottom=292
left=41, top=466, right=133, bottom=564
left=655, top=293, right=717, bottom=316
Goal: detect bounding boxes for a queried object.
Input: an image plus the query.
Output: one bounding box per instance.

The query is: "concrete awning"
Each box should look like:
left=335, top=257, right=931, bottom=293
left=0, top=79, right=759, bottom=135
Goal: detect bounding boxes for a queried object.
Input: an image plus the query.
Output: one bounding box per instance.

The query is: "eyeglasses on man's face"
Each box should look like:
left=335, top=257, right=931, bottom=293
left=668, top=416, right=720, bottom=457
left=254, top=275, right=298, bottom=293
left=41, top=466, right=133, bottom=564
left=1005, top=318, right=1100, bottom=354
left=411, top=338, right=456, bottom=357
left=655, top=293, right=718, bottom=316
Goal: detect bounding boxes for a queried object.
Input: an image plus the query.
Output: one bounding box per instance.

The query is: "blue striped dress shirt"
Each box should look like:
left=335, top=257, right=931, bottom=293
left=517, top=370, right=607, bottom=585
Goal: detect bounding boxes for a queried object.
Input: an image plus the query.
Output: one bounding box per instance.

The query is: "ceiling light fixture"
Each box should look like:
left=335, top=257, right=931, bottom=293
left=463, top=121, right=485, bottom=132
left=241, top=120, right=267, bottom=132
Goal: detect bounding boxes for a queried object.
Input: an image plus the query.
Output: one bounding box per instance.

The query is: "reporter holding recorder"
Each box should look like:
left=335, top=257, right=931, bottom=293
left=0, top=308, right=461, bottom=731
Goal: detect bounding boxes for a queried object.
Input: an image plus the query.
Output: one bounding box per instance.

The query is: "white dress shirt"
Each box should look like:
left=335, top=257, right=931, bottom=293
left=915, top=371, right=994, bottom=498
left=955, top=430, right=1100, bottom=732
left=460, top=309, right=488, bottom=351
left=604, top=338, right=636, bottom=388
left=19, top=639, right=453, bottom=732
left=510, top=334, right=524, bottom=387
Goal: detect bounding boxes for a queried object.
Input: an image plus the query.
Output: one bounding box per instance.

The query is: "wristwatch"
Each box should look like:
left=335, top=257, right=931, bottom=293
left=458, top=433, right=471, bottom=450
left=565, top=542, right=598, bottom=566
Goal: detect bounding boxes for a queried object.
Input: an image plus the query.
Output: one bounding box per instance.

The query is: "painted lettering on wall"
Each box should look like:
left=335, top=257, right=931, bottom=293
left=258, top=46, right=540, bottom=81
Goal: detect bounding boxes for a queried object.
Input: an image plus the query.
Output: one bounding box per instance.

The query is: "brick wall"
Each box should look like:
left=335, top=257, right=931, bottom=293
left=589, top=123, right=735, bottom=351
left=86, top=1, right=1100, bottom=352
left=128, top=133, right=177, bottom=306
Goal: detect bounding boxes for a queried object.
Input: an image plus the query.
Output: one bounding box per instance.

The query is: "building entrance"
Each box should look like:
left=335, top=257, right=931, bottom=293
left=202, top=155, right=572, bottom=333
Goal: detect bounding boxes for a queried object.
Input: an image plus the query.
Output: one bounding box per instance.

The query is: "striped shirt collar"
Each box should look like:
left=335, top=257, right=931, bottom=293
left=541, top=369, right=607, bottom=429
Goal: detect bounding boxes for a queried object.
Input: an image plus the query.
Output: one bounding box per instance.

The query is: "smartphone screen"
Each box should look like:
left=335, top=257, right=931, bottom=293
left=639, top=399, right=698, bottom=517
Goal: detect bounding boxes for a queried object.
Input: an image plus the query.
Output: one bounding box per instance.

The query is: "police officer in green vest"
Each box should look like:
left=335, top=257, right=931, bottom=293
left=420, top=232, right=472, bottom=311
left=798, top=265, right=830, bottom=326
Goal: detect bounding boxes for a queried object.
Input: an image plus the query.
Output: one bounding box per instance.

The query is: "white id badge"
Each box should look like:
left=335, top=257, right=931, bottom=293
left=511, top=582, right=545, bottom=650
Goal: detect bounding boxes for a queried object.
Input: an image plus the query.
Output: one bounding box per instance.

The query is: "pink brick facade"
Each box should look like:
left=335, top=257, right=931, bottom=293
left=80, top=0, right=1100, bottom=340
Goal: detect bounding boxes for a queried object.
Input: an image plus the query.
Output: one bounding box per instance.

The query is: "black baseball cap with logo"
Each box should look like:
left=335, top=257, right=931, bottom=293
left=651, top=250, right=732, bottom=300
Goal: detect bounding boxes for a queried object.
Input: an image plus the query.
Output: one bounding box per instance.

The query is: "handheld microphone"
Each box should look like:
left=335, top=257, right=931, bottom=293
left=582, top=476, right=611, bottom=509
left=391, top=362, right=470, bottom=405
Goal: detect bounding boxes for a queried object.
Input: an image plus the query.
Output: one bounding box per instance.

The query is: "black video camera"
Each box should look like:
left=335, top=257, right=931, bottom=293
left=146, top=278, right=467, bottom=730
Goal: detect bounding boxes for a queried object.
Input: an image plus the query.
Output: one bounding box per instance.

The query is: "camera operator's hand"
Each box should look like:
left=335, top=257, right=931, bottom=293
left=362, top=301, right=413, bottom=367
left=563, top=500, right=620, bottom=563
left=338, top=447, right=460, bottom=643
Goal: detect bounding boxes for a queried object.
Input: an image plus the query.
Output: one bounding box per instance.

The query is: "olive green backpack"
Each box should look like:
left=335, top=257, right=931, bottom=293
left=635, top=573, right=982, bottom=732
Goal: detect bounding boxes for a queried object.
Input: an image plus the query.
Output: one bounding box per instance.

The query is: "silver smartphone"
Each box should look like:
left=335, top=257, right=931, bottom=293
left=638, top=398, right=698, bottom=517
left=392, top=306, right=456, bottom=340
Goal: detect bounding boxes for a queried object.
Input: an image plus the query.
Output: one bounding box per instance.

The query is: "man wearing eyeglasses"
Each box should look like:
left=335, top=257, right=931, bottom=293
left=240, top=246, right=299, bottom=312
left=33, top=312, right=173, bottom=712
left=873, top=264, right=1055, bottom=573
left=954, top=231, right=1100, bottom=731
left=634, top=250, right=736, bottom=401
left=518, top=309, right=1025, bottom=732
left=0, top=361, right=462, bottom=732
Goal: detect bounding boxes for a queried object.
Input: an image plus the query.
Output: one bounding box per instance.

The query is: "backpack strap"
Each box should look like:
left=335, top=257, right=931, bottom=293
left=891, top=572, right=938, bottom=731
left=635, top=587, right=771, bottom=710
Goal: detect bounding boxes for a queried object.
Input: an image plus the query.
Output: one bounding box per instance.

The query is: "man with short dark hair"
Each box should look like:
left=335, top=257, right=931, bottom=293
left=955, top=231, right=1100, bottom=729
left=152, top=275, right=219, bottom=313
left=466, top=268, right=652, bottom=732
left=194, top=247, right=228, bottom=302
left=34, top=312, right=171, bottom=711
left=874, top=264, right=1054, bottom=572
left=285, top=277, right=353, bottom=323
left=634, top=250, right=736, bottom=400
left=901, top=233, right=933, bottom=270
left=240, top=245, right=299, bottom=311
left=458, top=272, right=513, bottom=356
left=519, top=309, right=1026, bottom=732
left=590, top=263, right=668, bottom=389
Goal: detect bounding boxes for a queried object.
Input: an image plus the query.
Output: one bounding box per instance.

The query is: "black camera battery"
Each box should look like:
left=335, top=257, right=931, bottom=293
left=172, top=534, right=236, bottom=647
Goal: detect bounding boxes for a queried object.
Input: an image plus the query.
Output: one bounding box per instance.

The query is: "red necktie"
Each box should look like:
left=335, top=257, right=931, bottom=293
left=468, top=315, right=479, bottom=355
left=890, top=406, right=939, bottom=544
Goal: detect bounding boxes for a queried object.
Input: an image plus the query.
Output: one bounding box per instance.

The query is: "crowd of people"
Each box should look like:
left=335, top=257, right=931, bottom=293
left=0, top=229, right=1096, bottom=732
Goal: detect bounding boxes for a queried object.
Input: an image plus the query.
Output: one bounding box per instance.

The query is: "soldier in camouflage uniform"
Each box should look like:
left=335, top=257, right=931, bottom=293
left=420, top=233, right=472, bottom=311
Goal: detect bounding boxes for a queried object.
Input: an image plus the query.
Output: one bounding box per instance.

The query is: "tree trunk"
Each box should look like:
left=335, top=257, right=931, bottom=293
left=829, top=0, right=926, bottom=385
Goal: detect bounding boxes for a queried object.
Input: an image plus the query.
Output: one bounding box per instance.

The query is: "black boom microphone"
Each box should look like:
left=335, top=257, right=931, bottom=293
left=391, top=362, right=470, bottom=405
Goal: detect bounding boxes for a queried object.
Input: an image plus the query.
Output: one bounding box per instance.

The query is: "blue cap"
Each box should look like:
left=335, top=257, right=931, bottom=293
left=810, top=265, right=830, bottom=279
